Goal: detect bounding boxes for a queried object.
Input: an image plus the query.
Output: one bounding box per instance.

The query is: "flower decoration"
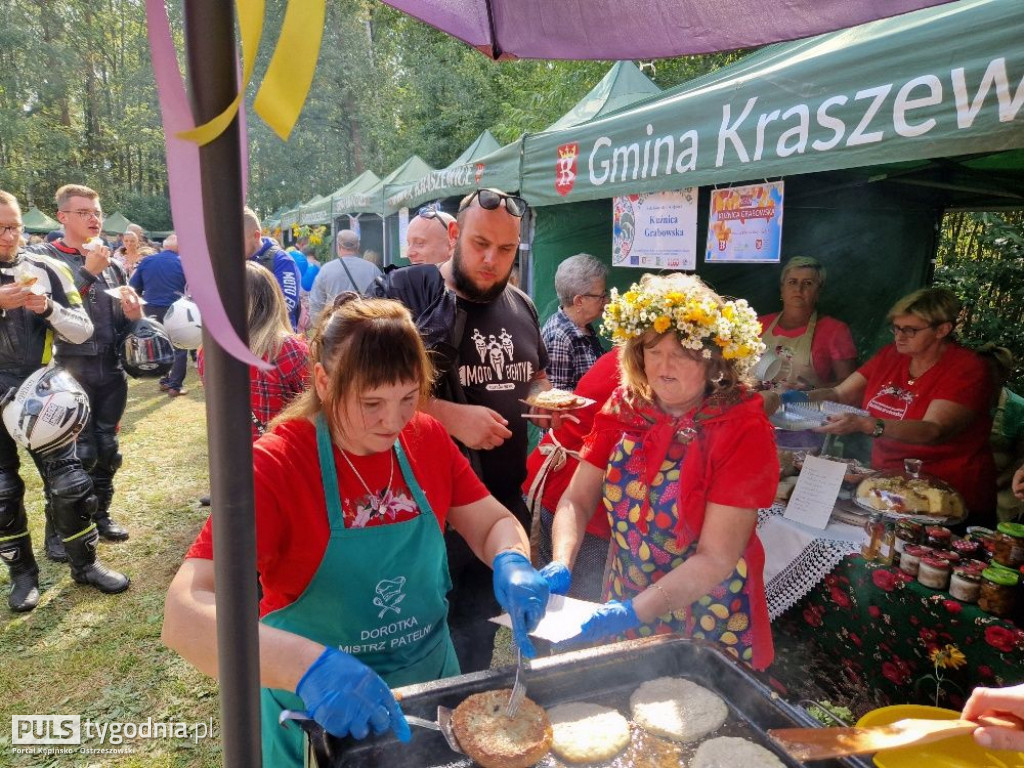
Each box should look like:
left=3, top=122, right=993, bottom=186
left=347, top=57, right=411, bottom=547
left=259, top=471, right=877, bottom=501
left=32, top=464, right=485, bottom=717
left=930, top=644, right=967, bottom=670
left=601, top=277, right=766, bottom=375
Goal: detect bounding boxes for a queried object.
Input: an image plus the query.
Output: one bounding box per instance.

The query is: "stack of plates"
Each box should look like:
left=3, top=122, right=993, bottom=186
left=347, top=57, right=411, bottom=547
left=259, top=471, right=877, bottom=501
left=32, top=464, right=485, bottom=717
left=770, top=400, right=869, bottom=431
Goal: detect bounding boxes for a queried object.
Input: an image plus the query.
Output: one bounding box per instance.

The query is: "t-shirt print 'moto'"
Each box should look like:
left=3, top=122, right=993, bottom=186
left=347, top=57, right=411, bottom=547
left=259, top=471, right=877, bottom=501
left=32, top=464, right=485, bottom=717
left=460, top=327, right=537, bottom=389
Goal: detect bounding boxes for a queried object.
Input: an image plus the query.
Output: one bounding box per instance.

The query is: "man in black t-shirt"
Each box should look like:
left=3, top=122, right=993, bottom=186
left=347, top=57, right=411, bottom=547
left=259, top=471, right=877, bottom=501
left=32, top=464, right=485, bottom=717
left=412, top=189, right=552, bottom=672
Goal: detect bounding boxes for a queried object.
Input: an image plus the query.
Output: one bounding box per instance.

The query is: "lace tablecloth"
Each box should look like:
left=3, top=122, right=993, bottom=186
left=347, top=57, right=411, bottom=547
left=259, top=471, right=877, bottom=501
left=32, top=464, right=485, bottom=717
left=756, top=503, right=868, bottom=621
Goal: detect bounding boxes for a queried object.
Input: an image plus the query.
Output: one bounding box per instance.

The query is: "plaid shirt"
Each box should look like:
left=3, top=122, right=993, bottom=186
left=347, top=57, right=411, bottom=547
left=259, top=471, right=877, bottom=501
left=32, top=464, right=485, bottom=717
left=199, top=335, right=311, bottom=442
left=541, top=308, right=606, bottom=390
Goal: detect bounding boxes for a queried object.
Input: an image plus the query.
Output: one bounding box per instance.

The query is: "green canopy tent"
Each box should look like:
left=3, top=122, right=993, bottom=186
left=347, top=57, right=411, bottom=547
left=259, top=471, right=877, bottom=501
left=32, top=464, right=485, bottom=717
left=21, top=206, right=59, bottom=234
left=386, top=129, right=502, bottom=212
left=101, top=211, right=136, bottom=235
left=331, top=156, right=434, bottom=264
left=519, top=0, right=1024, bottom=357
left=543, top=60, right=662, bottom=132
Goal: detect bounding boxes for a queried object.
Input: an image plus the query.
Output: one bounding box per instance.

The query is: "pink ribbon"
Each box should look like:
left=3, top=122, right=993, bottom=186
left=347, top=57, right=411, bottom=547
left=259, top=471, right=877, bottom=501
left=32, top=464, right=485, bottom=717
left=145, top=0, right=268, bottom=370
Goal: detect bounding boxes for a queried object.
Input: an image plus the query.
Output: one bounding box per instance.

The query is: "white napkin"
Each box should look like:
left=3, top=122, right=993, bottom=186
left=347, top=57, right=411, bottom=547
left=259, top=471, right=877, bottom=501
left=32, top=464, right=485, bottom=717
left=490, top=594, right=605, bottom=644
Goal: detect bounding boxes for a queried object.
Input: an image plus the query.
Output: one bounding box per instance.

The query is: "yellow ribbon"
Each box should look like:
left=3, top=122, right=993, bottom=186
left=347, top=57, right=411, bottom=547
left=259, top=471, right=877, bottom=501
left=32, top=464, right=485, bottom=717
left=178, top=0, right=325, bottom=145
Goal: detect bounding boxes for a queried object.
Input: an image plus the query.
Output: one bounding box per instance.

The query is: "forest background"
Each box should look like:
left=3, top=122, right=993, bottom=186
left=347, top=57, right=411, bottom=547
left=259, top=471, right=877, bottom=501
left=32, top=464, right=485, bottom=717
left=0, top=0, right=1020, bottom=386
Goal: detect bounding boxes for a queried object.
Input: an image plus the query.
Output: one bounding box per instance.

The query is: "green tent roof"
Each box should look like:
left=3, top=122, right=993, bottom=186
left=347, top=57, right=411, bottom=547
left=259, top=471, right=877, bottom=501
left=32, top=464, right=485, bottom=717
left=544, top=61, right=661, bottom=132
left=101, top=211, right=135, bottom=235
left=336, top=156, right=435, bottom=216
left=388, top=130, right=506, bottom=211
left=522, top=0, right=1024, bottom=206
left=329, top=170, right=381, bottom=201
left=21, top=206, right=59, bottom=234
left=332, top=170, right=386, bottom=216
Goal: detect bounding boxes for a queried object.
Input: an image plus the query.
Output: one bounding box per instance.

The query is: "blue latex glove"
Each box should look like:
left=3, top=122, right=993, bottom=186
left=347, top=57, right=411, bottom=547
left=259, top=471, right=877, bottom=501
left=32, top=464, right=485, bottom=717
left=556, top=600, right=640, bottom=652
left=296, top=647, right=411, bottom=743
left=539, top=561, right=572, bottom=596
left=780, top=389, right=809, bottom=405
left=493, top=551, right=549, bottom=659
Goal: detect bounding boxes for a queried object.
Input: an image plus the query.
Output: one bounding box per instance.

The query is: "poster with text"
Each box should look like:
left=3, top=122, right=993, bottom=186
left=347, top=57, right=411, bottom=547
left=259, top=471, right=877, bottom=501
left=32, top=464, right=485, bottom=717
left=705, top=181, right=784, bottom=263
left=612, top=188, right=698, bottom=270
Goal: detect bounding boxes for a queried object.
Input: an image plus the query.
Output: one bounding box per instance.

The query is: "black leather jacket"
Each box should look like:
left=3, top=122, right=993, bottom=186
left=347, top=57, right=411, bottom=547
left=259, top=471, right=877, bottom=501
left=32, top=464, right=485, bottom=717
left=0, top=249, right=94, bottom=380
left=29, top=241, right=131, bottom=357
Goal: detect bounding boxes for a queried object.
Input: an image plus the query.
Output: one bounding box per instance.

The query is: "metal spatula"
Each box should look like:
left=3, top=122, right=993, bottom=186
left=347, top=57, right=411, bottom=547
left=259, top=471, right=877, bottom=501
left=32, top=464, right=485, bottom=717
left=279, top=707, right=464, bottom=755
left=769, top=715, right=1019, bottom=760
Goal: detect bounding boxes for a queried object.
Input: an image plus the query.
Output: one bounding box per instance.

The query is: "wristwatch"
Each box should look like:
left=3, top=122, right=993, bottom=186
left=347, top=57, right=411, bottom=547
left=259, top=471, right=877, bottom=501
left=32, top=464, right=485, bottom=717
left=871, top=418, right=885, bottom=438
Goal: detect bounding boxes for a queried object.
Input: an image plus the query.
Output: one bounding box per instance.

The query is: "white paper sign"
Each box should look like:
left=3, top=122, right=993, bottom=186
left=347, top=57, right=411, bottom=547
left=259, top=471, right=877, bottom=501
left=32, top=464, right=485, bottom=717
left=784, top=455, right=847, bottom=529
left=612, top=188, right=698, bottom=270
left=490, top=594, right=605, bottom=644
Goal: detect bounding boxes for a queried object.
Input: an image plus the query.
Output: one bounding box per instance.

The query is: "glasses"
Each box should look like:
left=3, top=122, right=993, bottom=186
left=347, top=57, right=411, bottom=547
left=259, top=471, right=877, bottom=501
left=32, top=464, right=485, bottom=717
left=891, top=323, right=937, bottom=338
left=417, top=208, right=451, bottom=231
left=459, top=189, right=527, bottom=217
left=61, top=209, right=104, bottom=220
left=581, top=292, right=609, bottom=300
left=0, top=224, right=23, bottom=236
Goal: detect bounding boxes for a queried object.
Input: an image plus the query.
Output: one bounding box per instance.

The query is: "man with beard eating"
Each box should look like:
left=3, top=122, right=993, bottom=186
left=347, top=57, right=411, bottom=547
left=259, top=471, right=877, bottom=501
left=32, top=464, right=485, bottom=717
left=370, top=188, right=551, bottom=672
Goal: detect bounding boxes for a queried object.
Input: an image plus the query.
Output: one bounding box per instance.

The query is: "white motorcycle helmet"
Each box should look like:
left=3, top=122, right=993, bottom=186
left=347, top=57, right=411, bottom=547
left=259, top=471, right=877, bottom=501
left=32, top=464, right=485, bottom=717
left=1, top=366, right=91, bottom=454
left=162, top=297, right=203, bottom=350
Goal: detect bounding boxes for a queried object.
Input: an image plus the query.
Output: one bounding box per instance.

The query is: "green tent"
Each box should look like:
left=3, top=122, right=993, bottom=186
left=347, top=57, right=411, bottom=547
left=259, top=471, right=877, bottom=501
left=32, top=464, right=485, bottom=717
left=543, top=60, right=661, bottom=132
left=522, top=0, right=1024, bottom=360
left=21, top=206, right=59, bottom=234
left=101, top=211, right=135, bottom=235
left=387, top=130, right=503, bottom=211
left=329, top=170, right=382, bottom=218
left=298, top=194, right=332, bottom=226
left=522, top=0, right=1023, bottom=205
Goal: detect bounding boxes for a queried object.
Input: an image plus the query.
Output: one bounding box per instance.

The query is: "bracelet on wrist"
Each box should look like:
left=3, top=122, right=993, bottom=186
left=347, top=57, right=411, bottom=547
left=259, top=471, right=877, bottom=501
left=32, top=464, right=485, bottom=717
left=650, top=581, right=673, bottom=614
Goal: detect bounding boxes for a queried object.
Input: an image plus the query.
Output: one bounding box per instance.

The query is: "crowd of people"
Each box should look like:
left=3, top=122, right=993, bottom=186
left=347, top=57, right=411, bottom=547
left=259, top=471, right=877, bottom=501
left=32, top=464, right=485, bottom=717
left=3, top=183, right=1021, bottom=764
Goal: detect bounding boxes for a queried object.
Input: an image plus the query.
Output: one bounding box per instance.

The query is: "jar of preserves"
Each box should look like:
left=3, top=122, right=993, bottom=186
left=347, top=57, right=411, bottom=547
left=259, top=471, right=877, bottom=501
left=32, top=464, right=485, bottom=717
left=979, top=567, right=1019, bottom=618
left=918, top=555, right=951, bottom=590
left=993, top=522, right=1024, bottom=569
left=933, top=550, right=961, bottom=566
left=925, top=525, right=953, bottom=550
left=951, top=538, right=981, bottom=560
left=949, top=566, right=982, bottom=603
left=894, top=520, right=923, bottom=560
left=899, top=544, right=928, bottom=576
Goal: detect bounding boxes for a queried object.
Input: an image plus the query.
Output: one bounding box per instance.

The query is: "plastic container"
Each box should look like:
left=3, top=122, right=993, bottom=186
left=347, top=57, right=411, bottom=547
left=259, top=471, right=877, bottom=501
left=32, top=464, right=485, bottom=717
left=993, top=522, right=1024, bottom=569
left=918, top=555, right=951, bottom=590
left=979, top=567, right=1019, bottom=618
left=949, top=566, right=982, bottom=603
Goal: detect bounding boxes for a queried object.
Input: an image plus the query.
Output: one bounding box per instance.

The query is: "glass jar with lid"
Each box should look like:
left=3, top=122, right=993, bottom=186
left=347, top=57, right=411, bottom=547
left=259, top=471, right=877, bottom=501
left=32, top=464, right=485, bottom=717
left=894, top=520, right=924, bottom=561
left=978, top=567, right=1019, bottom=618
left=899, top=544, right=930, bottom=577
left=949, top=566, right=982, bottom=603
left=993, top=522, right=1024, bottom=569
left=918, top=555, right=951, bottom=590
left=925, top=525, right=953, bottom=550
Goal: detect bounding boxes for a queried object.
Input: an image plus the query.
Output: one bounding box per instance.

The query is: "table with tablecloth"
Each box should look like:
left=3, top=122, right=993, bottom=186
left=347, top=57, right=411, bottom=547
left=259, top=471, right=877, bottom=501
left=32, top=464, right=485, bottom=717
left=756, top=505, right=1024, bottom=711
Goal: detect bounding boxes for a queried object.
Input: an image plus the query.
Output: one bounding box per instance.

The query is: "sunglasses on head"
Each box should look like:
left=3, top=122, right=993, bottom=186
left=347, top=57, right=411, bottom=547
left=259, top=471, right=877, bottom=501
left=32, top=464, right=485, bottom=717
left=417, top=208, right=451, bottom=231
left=459, top=189, right=527, bottom=218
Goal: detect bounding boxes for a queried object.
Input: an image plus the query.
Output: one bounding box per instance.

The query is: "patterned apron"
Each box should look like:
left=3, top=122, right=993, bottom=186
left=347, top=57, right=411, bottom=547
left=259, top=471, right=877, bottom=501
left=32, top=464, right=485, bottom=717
left=601, top=434, right=758, bottom=665
left=259, top=414, right=459, bottom=767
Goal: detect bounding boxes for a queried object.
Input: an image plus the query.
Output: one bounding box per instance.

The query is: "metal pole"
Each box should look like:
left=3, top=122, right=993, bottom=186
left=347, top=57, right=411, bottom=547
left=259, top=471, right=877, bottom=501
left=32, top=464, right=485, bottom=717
left=183, top=2, right=263, bottom=766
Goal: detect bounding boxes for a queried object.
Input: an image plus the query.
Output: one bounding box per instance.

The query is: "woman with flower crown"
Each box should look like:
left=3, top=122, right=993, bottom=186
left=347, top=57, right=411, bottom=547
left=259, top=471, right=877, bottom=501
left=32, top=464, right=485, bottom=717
left=544, top=273, right=779, bottom=669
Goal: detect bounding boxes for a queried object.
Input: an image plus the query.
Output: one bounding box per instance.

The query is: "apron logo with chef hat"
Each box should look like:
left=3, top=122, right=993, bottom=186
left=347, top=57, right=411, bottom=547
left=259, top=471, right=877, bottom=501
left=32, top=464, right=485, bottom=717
left=373, top=576, right=406, bottom=618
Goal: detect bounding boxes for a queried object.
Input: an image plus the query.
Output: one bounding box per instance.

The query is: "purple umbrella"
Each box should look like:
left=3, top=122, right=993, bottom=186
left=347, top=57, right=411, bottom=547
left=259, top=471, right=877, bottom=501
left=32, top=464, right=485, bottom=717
left=382, top=0, right=961, bottom=59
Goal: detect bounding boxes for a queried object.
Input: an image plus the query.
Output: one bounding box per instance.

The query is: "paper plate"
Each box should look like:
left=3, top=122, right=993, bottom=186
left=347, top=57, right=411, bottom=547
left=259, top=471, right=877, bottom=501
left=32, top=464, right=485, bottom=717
left=857, top=704, right=1023, bottom=768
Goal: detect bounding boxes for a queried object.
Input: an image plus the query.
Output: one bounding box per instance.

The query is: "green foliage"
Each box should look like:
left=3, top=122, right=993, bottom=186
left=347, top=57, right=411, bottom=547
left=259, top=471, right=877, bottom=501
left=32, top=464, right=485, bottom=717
left=934, top=211, right=1024, bottom=392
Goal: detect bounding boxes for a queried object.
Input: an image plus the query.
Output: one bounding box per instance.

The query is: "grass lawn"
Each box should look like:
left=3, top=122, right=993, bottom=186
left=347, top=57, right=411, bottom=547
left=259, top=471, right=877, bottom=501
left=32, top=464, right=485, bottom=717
left=0, top=374, right=221, bottom=767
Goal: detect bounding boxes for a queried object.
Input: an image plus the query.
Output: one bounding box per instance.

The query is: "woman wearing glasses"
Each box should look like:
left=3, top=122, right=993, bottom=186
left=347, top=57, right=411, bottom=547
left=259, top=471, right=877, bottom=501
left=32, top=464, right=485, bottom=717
left=787, top=287, right=996, bottom=522
left=541, top=253, right=609, bottom=391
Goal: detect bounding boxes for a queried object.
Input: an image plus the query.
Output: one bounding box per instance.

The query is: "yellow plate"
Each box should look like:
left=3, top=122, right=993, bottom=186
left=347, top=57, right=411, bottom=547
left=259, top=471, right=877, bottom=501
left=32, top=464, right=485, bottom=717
left=857, top=704, right=1024, bottom=768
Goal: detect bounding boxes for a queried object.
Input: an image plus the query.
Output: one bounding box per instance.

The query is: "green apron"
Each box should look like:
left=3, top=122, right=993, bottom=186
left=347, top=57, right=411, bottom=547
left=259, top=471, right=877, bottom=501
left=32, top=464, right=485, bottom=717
left=259, top=414, right=459, bottom=767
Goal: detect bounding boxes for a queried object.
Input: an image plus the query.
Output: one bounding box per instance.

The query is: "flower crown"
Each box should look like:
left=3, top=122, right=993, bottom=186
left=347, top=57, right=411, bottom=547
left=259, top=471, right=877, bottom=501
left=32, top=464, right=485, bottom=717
left=601, top=278, right=766, bottom=375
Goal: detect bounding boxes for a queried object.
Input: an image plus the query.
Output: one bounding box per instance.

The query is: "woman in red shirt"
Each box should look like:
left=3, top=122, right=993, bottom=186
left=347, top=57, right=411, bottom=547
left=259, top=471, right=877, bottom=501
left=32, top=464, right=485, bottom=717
left=163, top=295, right=549, bottom=768
left=794, top=287, right=995, bottom=522
left=545, top=273, right=779, bottom=670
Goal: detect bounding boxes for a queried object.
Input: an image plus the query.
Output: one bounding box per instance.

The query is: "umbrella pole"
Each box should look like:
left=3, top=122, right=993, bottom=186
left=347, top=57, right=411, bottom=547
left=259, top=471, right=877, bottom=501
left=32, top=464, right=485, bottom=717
left=183, top=1, right=263, bottom=766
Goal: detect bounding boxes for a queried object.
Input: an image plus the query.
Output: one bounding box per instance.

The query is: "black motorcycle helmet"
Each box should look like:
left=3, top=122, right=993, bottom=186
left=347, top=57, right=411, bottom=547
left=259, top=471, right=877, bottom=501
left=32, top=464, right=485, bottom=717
left=119, top=317, right=175, bottom=378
